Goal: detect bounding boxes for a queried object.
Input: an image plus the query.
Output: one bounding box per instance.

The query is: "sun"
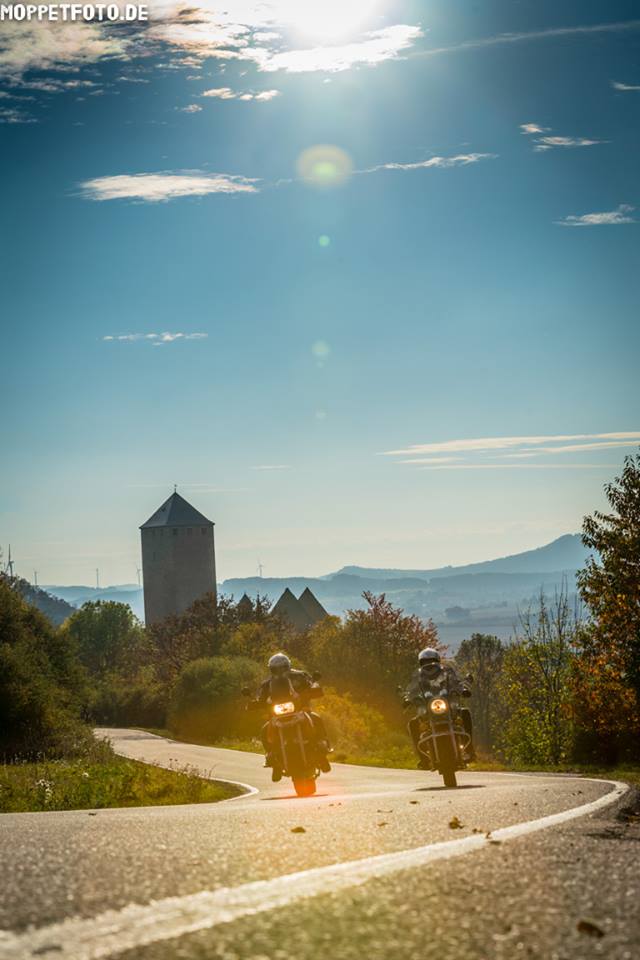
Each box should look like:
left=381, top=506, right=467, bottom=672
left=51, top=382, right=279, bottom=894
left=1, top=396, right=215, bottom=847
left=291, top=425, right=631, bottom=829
left=273, top=0, right=380, bottom=42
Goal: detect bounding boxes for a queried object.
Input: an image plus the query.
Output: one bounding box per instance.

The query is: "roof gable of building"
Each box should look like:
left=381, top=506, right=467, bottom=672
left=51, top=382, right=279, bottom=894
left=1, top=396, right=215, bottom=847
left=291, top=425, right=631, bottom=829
left=140, top=492, right=214, bottom=529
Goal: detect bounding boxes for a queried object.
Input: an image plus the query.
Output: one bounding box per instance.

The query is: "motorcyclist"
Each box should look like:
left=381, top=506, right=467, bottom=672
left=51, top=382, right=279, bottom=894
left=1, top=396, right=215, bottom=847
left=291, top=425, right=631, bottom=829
left=404, top=647, right=475, bottom=769
left=253, top=653, right=332, bottom=781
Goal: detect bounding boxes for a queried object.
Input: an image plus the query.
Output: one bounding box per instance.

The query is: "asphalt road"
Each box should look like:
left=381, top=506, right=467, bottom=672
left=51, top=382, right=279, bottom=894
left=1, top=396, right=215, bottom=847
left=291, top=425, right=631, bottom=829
left=1, top=729, right=638, bottom=960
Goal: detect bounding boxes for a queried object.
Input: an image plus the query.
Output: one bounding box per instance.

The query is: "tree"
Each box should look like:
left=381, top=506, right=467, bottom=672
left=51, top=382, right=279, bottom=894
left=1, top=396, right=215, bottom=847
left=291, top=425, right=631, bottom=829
left=455, top=634, right=504, bottom=751
left=62, top=600, right=144, bottom=677
left=0, top=575, right=89, bottom=760
left=496, top=590, right=577, bottom=765
left=309, top=593, right=442, bottom=709
left=577, top=452, right=640, bottom=707
left=168, top=656, right=263, bottom=742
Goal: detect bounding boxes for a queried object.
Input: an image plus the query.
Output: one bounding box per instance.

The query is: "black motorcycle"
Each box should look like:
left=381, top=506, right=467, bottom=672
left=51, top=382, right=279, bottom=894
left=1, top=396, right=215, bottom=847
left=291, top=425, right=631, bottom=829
left=243, top=676, right=325, bottom=797
left=405, top=682, right=472, bottom=789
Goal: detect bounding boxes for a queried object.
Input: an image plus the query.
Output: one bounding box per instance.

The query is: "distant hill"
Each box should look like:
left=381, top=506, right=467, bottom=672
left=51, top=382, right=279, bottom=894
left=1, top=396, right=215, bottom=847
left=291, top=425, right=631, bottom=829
left=331, top=534, right=589, bottom=580
left=41, top=534, right=591, bottom=648
left=7, top=576, right=76, bottom=626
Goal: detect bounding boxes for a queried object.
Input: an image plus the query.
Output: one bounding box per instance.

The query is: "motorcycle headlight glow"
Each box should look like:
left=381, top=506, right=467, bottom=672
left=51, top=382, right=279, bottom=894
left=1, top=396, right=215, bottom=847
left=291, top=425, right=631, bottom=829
left=430, top=698, right=448, bottom=715
left=273, top=701, right=295, bottom=716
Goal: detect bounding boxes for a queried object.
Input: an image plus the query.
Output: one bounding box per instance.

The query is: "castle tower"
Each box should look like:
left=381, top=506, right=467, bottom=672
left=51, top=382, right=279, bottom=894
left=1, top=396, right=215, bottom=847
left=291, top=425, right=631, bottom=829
left=140, top=492, right=216, bottom=624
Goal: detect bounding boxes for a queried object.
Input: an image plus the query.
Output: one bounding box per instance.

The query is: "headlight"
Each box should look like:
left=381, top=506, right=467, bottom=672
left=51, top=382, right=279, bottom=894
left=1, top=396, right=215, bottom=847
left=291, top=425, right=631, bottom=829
left=430, top=698, right=448, bottom=715
left=273, top=701, right=295, bottom=716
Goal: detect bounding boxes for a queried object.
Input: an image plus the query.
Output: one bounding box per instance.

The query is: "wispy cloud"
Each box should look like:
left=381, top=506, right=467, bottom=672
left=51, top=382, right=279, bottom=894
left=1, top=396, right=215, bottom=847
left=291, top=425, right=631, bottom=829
left=555, top=204, right=635, bottom=227
left=177, top=103, right=202, bottom=113
left=418, top=19, right=640, bottom=59
left=0, top=21, right=127, bottom=81
left=0, top=107, right=37, bottom=124
left=251, top=464, right=291, bottom=471
left=103, top=332, right=208, bottom=345
left=520, top=123, right=605, bottom=152
left=612, top=80, right=640, bottom=91
left=384, top=432, right=640, bottom=470
left=79, top=171, right=259, bottom=202
left=201, top=87, right=280, bottom=101
left=363, top=153, right=496, bottom=174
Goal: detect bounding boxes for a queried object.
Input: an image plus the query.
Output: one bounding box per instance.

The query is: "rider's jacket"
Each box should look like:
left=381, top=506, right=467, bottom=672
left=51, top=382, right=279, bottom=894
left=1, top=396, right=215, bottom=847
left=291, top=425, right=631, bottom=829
left=256, top=669, right=318, bottom=709
left=405, top=665, right=468, bottom=705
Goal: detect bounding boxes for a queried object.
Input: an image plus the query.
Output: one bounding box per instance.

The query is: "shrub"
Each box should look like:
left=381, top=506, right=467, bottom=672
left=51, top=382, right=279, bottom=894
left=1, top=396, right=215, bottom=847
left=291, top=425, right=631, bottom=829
left=168, top=656, right=263, bottom=742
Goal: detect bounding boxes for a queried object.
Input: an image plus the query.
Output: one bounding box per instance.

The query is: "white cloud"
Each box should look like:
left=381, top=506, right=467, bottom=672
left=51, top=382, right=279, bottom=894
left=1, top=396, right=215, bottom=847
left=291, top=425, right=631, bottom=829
left=0, top=107, right=37, bottom=124
left=364, top=152, right=496, bottom=173
left=533, top=135, right=604, bottom=152
left=384, top=432, right=640, bottom=470
left=103, top=332, right=208, bottom=344
left=0, top=21, right=127, bottom=80
left=201, top=87, right=280, bottom=101
left=251, top=464, right=291, bottom=471
left=249, top=25, right=423, bottom=73
left=520, top=123, right=549, bottom=135
left=556, top=204, right=635, bottom=227
left=177, top=103, right=202, bottom=112
left=80, top=171, right=258, bottom=202
left=612, top=80, right=640, bottom=91
left=383, top=432, right=640, bottom=457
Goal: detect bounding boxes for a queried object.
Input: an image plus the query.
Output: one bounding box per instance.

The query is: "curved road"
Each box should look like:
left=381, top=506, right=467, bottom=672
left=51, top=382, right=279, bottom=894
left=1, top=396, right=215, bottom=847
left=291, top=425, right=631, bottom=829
left=0, top=728, right=638, bottom=960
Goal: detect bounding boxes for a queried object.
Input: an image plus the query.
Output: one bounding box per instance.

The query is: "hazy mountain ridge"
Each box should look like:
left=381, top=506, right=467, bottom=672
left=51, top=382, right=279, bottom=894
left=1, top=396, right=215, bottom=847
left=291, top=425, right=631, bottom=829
left=39, top=535, right=589, bottom=646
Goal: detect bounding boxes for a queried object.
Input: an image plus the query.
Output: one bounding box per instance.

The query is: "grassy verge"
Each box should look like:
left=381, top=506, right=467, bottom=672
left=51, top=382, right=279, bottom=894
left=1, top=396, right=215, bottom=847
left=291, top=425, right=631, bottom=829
left=0, top=740, right=241, bottom=813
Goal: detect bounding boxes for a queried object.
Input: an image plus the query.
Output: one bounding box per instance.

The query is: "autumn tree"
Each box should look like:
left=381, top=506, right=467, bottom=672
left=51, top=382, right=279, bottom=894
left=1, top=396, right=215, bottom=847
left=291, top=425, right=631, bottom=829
left=62, top=600, right=144, bottom=677
left=577, top=452, right=640, bottom=706
left=309, top=592, right=442, bottom=709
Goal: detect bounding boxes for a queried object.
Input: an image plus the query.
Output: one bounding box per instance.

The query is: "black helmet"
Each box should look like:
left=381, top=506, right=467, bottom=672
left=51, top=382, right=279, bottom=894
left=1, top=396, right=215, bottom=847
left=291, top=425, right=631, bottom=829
left=268, top=653, right=291, bottom=677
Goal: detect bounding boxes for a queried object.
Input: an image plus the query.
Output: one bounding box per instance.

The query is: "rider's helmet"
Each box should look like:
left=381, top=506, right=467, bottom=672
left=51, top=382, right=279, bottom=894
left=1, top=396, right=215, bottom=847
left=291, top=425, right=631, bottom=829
left=418, top=647, right=442, bottom=680
left=268, top=653, right=292, bottom=677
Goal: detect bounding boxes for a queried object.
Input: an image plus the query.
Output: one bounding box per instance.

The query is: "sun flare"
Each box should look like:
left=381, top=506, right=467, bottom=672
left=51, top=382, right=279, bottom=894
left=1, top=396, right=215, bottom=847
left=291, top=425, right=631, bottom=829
left=273, top=0, right=380, bottom=41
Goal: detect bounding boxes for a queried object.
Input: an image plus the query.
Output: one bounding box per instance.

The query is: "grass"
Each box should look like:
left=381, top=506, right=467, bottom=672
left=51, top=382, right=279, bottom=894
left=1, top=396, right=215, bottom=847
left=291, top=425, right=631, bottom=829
left=0, top=740, right=241, bottom=813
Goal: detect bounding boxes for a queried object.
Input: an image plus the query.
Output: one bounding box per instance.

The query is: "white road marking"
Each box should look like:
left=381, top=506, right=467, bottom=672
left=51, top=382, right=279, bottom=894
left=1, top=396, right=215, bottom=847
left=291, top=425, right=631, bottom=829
left=0, top=778, right=627, bottom=960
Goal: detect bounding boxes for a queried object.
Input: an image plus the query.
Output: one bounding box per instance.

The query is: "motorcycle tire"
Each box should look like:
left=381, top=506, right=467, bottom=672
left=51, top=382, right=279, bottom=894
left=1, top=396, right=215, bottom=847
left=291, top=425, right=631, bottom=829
left=437, top=738, right=458, bottom=789
left=292, top=777, right=317, bottom=797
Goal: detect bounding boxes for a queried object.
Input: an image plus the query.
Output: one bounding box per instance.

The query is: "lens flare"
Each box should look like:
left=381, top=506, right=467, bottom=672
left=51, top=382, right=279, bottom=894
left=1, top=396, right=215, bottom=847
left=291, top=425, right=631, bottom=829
left=297, top=145, right=353, bottom=189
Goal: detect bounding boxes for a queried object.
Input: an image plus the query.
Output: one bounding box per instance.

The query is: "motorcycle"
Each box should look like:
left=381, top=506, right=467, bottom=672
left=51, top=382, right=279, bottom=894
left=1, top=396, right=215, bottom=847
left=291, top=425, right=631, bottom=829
left=243, top=674, right=325, bottom=797
left=403, top=678, right=473, bottom=789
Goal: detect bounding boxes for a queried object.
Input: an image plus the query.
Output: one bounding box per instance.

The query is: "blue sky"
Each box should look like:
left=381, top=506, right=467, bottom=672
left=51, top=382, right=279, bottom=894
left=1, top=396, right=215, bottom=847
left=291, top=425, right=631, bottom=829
left=1, top=0, right=639, bottom=584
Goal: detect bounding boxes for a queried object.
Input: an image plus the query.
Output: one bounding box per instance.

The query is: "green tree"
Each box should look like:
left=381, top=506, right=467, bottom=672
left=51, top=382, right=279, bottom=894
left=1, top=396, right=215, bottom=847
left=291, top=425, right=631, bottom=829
left=455, top=633, right=504, bottom=751
left=0, top=575, right=89, bottom=760
left=62, top=600, right=144, bottom=676
left=577, top=452, right=640, bottom=708
left=496, top=590, right=577, bottom=765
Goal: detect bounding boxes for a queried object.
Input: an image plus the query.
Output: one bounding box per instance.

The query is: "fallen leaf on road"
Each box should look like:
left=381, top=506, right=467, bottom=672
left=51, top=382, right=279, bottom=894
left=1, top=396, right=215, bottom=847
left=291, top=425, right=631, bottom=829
left=449, top=816, right=464, bottom=829
left=377, top=821, right=388, bottom=827
left=577, top=920, right=605, bottom=938
left=290, top=826, right=306, bottom=834
left=409, top=800, right=419, bottom=805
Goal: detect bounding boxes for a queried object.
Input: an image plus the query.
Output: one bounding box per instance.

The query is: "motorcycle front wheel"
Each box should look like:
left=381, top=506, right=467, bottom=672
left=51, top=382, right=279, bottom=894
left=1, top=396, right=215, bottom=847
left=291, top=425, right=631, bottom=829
left=292, top=777, right=317, bottom=797
left=437, top=738, right=458, bottom=788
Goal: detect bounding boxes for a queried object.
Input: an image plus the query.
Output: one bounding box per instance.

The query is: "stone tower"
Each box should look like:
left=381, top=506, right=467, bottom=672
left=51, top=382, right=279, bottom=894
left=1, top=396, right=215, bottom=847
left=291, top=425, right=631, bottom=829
left=140, top=492, right=216, bottom=624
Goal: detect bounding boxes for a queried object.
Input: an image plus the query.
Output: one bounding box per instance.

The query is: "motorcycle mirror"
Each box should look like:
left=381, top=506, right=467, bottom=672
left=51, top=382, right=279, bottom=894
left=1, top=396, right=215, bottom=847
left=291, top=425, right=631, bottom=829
left=311, top=671, right=321, bottom=681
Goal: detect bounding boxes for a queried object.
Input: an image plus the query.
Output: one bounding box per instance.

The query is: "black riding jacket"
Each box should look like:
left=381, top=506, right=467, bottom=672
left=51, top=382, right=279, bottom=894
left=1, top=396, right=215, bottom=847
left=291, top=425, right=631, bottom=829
left=405, top=664, right=469, bottom=705
left=256, top=669, right=320, bottom=709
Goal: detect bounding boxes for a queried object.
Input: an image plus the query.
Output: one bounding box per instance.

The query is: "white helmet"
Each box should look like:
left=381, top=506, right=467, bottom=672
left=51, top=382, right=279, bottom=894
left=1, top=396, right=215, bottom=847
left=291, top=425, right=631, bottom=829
left=418, top=648, right=441, bottom=666
left=268, top=653, right=291, bottom=676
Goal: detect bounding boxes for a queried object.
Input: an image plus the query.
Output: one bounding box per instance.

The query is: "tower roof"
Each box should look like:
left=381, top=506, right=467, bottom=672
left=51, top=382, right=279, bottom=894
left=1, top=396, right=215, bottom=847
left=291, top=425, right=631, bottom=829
left=297, top=587, right=328, bottom=625
left=272, top=587, right=312, bottom=632
left=140, top=492, right=214, bottom=530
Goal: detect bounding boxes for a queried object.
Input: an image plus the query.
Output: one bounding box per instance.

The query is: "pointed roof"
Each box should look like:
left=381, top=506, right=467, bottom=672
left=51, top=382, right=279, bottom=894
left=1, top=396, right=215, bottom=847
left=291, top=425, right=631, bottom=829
left=272, top=587, right=312, bottom=632
left=237, top=593, right=253, bottom=616
left=297, top=587, right=328, bottom=625
left=140, top=492, right=214, bottom=529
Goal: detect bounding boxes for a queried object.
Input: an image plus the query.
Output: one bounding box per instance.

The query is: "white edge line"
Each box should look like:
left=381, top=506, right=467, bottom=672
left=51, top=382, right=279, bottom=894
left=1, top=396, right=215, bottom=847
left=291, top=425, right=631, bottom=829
left=0, top=777, right=628, bottom=960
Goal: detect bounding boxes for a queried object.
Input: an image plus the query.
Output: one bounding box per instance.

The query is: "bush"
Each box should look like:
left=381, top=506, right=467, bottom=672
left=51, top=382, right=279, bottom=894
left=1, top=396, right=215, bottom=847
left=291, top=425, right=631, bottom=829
left=169, top=656, right=263, bottom=742
left=0, top=576, right=90, bottom=761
